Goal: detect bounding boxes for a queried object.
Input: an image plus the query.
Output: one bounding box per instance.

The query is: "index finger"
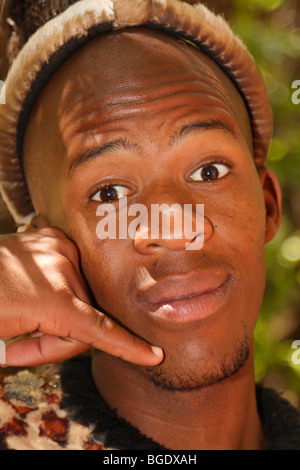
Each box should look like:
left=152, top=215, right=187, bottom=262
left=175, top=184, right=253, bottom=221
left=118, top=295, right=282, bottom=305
left=3, top=301, right=164, bottom=367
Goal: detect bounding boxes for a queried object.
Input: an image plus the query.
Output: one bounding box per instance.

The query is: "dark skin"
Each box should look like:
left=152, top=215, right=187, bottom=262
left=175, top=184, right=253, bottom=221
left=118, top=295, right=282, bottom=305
left=22, top=29, right=282, bottom=449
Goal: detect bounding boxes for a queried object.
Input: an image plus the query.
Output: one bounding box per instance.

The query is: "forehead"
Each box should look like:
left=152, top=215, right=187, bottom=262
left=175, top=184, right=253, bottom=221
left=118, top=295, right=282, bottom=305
left=24, top=28, right=252, bottom=168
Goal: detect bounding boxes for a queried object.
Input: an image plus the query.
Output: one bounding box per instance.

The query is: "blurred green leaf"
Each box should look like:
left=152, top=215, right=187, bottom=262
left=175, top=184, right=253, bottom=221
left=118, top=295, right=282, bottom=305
left=230, top=0, right=300, bottom=406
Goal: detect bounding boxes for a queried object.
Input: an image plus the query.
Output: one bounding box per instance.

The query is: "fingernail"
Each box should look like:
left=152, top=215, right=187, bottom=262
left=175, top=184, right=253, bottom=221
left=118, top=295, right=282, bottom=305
left=151, top=346, right=164, bottom=359
left=30, top=331, right=44, bottom=338
left=17, top=225, right=30, bottom=233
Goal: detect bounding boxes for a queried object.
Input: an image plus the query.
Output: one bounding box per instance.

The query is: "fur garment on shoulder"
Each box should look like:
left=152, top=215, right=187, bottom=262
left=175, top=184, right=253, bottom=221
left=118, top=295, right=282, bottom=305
left=1, top=356, right=299, bottom=450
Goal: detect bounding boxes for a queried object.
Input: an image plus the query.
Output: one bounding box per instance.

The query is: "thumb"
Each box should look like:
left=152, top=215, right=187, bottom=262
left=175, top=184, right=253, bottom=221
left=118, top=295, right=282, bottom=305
left=16, top=214, right=50, bottom=233
left=30, top=214, right=51, bottom=229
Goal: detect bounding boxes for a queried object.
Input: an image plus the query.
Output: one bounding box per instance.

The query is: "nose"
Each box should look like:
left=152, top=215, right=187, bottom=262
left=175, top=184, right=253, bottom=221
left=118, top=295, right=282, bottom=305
left=133, top=198, right=214, bottom=255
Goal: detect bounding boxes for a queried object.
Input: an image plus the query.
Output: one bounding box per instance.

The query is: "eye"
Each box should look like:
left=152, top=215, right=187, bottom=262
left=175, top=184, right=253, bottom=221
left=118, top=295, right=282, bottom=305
left=190, top=163, right=230, bottom=182
left=91, top=185, right=131, bottom=202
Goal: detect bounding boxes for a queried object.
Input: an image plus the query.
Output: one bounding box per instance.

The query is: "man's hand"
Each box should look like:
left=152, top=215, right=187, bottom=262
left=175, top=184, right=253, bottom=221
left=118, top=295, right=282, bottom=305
left=0, top=217, right=163, bottom=367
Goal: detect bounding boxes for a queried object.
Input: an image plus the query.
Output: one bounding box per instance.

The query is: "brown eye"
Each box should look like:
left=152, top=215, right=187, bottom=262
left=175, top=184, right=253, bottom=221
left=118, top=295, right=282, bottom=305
left=190, top=163, right=229, bottom=182
left=201, top=165, right=219, bottom=181
left=92, top=185, right=130, bottom=202
left=100, top=186, right=119, bottom=202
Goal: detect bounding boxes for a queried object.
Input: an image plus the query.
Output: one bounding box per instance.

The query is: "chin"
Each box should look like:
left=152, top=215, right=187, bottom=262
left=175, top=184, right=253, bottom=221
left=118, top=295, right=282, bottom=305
left=143, top=332, right=251, bottom=392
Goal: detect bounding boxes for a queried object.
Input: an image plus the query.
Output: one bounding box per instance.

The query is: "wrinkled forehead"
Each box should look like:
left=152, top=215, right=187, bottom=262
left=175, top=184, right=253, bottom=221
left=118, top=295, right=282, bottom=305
left=25, top=27, right=253, bottom=153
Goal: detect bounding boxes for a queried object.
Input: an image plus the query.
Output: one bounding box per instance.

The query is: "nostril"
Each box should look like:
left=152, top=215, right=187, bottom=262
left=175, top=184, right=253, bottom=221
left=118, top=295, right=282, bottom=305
left=132, top=203, right=213, bottom=253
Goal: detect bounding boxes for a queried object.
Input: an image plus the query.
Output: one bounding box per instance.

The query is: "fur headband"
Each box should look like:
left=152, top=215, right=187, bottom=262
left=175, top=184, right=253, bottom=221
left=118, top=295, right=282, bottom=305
left=0, top=0, right=273, bottom=225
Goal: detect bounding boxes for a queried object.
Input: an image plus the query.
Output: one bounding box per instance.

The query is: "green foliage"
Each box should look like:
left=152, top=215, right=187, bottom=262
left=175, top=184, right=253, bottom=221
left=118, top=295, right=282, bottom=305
left=227, top=0, right=300, bottom=405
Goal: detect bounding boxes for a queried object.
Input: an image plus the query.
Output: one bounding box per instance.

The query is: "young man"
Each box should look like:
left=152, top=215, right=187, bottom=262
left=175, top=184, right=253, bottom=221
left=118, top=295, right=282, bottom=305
left=0, top=0, right=299, bottom=450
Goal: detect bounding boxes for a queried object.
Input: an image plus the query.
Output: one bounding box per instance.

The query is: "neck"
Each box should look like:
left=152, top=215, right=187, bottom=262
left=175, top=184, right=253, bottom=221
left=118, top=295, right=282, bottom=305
left=92, top=350, right=266, bottom=450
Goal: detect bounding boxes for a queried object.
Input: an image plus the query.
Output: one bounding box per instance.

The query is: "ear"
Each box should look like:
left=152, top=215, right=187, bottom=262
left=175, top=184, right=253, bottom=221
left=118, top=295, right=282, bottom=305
left=257, top=167, right=282, bottom=243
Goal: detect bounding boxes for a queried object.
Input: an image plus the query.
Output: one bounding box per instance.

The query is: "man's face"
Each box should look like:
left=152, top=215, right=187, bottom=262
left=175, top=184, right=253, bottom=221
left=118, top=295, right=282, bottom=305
left=24, top=29, right=276, bottom=390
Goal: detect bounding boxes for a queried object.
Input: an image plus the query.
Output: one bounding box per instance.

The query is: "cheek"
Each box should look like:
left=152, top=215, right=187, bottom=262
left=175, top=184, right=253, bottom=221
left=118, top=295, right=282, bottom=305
left=54, top=203, right=134, bottom=313
left=219, top=201, right=266, bottom=259
left=77, top=236, right=133, bottom=312
left=212, top=170, right=266, bottom=255
left=208, top=173, right=267, bottom=313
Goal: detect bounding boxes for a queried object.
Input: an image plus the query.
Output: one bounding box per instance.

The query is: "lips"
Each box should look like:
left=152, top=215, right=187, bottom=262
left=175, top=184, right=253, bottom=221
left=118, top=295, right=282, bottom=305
left=138, top=270, right=229, bottom=304
left=137, top=270, right=232, bottom=324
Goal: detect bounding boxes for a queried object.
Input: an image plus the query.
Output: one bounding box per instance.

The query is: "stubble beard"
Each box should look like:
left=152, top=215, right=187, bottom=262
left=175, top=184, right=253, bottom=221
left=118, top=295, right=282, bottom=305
left=144, top=335, right=250, bottom=392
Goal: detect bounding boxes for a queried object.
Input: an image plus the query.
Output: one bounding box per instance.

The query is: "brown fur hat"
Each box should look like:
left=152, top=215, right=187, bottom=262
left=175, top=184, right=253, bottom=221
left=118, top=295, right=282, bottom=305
left=0, top=0, right=272, bottom=224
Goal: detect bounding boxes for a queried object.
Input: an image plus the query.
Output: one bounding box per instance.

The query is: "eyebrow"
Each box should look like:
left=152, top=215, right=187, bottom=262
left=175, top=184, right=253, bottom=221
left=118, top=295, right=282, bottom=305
left=170, top=119, right=238, bottom=146
left=68, top=138, right=142, bottom=175
left=68, top=119, right=238, bottom=176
